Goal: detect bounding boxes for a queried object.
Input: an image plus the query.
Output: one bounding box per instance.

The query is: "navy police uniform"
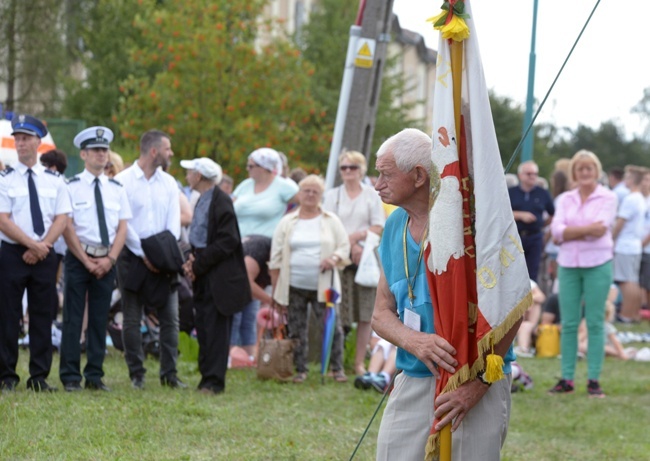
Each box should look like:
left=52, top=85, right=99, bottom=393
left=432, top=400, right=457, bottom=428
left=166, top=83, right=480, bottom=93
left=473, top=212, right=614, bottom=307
left=0, top=115, right=72, bottom=391
left=59, top=127, right=132, bottom=390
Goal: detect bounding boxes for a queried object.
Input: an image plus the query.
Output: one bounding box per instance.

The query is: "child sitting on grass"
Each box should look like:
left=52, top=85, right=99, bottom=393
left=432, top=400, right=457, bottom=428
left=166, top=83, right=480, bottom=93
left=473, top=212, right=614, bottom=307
left=354, top=333, right=396, bottom=393
left=578, top=285, right=634, bottom=360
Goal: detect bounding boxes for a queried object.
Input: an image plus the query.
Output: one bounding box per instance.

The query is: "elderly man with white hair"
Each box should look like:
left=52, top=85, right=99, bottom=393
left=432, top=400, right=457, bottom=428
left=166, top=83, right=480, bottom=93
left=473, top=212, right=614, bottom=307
left=181, top=157, right=251, bottom=395
left=372, top=128, right=518, bottom=461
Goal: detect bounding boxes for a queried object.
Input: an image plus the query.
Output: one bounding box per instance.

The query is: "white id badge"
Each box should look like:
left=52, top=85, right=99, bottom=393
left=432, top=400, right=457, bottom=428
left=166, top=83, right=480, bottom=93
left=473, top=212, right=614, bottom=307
left=403, top=307, right=421, bottom=332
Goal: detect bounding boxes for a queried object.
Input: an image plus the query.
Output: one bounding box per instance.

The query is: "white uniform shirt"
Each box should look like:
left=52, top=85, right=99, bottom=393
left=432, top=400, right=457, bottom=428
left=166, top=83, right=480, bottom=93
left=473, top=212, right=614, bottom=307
left=67, top=169, right=132, bottom=247
left=114, top=162, right=180, bottom=257
left=0, top=161, right=71, bottom=243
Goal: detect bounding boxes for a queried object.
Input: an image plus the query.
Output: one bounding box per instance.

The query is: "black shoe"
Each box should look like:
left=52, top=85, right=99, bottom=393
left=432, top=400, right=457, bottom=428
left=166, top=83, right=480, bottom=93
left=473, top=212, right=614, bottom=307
left=587, top=379, right=606, bottom=398
left=548, top=379, right=574, bottom=394
left=26, top=380, right=58, bottom=392
left=198, top=385, right=223, bottom=395
left=85, top=380, right=110, bottom=392
left=131, top=376, right=145, bottom=390
left=161, top=374, right=188, bottom=389
left=354, top=373, right=372, bottom=390
left=63, top=381, right=83, bottom=392
left=0, top=381, right=18, bottom=392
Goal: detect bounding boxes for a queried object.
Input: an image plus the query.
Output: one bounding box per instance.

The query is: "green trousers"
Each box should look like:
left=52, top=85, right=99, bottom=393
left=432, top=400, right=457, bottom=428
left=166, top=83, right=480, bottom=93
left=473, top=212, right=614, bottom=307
left=558, top=261, right=612, bottom=381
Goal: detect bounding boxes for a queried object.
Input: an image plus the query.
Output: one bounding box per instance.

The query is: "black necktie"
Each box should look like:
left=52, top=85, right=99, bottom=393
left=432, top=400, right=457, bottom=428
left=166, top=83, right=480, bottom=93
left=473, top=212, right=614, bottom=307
left=27, top=169, right=45, bottom=236
left=94, top=178, right=109, bottom=247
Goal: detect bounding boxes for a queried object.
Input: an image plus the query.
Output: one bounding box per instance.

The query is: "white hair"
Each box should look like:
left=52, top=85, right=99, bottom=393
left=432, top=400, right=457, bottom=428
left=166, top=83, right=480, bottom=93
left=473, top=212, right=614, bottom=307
left=517, top=160, right=538, bottom=175
left=376, top=128, right=432, bottom=175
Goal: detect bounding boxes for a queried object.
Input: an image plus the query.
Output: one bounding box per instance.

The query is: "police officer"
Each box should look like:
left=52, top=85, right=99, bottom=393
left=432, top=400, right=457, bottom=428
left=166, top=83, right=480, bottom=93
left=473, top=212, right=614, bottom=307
left=59, top=127, right=132, bottom=392
left=0, top=114, right=71, bottom=392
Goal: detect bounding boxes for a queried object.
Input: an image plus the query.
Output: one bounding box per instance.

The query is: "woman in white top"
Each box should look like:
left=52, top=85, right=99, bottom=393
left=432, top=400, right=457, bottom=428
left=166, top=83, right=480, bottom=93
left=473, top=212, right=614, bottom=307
left=322, top=150, right=385, bottom=376
left=270, top=175, right=350, bottom=383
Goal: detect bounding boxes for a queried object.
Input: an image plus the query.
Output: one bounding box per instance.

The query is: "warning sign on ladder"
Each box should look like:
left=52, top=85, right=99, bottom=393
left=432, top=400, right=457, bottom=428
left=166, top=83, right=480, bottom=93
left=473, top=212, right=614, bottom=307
left=354, top=38, right=376, bottom=68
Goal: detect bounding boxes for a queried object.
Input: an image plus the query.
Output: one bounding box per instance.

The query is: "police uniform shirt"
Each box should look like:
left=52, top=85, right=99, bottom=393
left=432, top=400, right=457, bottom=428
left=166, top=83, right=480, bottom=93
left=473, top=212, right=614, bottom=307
left=114, top=161, right=180, bottom=257
left=0, top=162, right=72, bottom=244
left=67, top=170, right=132, bottom=247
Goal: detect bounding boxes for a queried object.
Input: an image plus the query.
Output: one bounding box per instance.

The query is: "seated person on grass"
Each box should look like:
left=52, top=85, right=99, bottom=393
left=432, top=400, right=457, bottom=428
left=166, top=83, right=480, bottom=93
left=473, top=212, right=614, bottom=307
left=514, top=280, right=545, bottom=357
left=354, top=333, right=396, bottom=393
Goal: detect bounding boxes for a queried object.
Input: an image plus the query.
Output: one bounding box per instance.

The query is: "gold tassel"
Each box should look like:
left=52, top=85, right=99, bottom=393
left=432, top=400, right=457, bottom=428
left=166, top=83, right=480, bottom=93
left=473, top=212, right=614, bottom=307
left=484, top=337, right=504, bottom=383
left=485, top=353, right=504, bottom=383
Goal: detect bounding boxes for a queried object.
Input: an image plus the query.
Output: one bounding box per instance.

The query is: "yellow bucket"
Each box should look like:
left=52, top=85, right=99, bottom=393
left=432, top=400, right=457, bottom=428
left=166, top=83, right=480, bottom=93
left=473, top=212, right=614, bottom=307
left=536, top=324, right=560, bottom=358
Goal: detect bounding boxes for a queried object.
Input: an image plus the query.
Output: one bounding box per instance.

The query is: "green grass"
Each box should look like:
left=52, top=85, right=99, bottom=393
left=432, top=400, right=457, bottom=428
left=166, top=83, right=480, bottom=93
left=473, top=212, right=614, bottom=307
left=1, top=336, right=649, bottom=460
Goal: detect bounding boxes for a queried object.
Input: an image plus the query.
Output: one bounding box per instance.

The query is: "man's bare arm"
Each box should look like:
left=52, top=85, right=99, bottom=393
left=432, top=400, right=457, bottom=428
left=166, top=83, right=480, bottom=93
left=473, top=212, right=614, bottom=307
left=371, top=269, right=457, bottom=378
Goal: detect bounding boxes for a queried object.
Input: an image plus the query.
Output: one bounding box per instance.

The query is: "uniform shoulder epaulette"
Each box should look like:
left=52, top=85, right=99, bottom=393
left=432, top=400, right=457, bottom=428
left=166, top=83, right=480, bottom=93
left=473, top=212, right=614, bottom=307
left=66, top=176, right=81, bottom=184
left=44, top=169, right=60, bottom=177
left=0, top=167, right=14, bottom=177
left=108, top=178, right=123, bottom=187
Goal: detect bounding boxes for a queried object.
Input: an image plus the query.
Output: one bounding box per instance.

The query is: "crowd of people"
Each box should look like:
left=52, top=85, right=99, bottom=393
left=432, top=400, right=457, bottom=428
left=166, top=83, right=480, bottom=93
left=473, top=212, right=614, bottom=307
left=0, top=113, right=397, bottom=394
left=2, top=114, right=649, bottom=461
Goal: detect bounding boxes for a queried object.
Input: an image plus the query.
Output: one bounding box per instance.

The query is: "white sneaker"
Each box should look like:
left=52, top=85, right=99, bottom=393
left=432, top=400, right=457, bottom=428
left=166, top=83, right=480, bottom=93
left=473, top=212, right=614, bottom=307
left=514, top=346, right=534, bottom=358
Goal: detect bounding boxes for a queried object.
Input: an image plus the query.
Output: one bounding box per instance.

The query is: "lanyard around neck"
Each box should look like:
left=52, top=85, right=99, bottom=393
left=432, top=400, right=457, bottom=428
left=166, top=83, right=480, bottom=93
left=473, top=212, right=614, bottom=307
left=402, top=217, right=428, bottom=308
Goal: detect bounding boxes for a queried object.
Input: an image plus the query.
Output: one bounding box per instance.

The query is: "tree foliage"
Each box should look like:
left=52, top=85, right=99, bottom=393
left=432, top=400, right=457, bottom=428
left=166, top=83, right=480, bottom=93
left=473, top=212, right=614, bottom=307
left=632, top=87, right=650, bottom=142
left=488, top=91, right=526, bottom=170
left=549, top=121, right=650, bottom=172
left=62, top=0, right=150, bottom=134
left=488, top=93, right=650, bottom=178
left=0, top=0, right=68, bottom=113
left=116, top=0, right=329, bottom=181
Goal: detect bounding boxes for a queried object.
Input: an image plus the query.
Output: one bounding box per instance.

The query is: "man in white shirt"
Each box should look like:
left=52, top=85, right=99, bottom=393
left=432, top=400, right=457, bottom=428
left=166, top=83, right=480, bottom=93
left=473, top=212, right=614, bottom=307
left=613, top=166, right=647, bottom=322
left=0, top=114, right=71, bottom=392
left=114, top=129, right=186, bottom=389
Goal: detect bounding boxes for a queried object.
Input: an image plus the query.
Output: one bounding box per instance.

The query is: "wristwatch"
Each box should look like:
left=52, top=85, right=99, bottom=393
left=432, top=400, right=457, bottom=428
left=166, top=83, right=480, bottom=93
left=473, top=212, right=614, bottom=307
left=476, top=370, right=491, bottom=387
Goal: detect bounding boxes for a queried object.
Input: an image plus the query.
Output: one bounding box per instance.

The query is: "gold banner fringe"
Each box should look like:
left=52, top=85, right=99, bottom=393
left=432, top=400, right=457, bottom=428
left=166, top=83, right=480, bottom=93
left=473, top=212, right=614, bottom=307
left=425, top=432, right=440, bottom=461
left=423, top=289, right=533, bottom=461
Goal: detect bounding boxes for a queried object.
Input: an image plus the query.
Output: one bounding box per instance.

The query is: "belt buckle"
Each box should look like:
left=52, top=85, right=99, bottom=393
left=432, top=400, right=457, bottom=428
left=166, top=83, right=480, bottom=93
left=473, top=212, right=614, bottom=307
left=84, top=244, right=109, bottom=258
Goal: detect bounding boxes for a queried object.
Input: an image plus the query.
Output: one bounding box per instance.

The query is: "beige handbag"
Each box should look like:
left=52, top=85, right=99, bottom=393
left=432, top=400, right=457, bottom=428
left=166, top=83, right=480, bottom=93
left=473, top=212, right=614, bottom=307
left=256, top=310, right=294, bottom=381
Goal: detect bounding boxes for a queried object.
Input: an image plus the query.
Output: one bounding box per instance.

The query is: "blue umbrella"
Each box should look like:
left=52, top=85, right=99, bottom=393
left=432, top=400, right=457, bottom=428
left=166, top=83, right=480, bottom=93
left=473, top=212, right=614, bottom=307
left=321, top=271, right=339, bottom=384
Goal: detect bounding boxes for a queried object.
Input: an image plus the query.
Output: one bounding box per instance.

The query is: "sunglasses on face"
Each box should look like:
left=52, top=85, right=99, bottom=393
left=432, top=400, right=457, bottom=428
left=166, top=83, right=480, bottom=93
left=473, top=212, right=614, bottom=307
left=340, top=165, right=360, bottom=172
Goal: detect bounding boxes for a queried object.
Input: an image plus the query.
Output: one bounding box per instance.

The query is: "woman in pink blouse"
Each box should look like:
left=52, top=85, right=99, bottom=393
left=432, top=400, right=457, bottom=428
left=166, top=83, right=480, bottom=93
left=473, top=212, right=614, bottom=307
left=549, top=150, right=617, bottom=398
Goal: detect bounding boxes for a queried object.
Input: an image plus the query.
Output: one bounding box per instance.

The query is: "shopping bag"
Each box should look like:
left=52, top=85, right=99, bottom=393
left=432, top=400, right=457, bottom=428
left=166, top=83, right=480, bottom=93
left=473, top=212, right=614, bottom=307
left=257, top=336, right=294, bottom=381
left=354, top=230, right=381, bottom=287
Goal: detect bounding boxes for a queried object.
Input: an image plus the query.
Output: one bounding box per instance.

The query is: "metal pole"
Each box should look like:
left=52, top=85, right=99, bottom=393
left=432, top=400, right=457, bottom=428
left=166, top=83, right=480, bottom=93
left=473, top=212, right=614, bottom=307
left=521, top=0, right=538, bottom=162
left=325, top=25, right=362, bottom=191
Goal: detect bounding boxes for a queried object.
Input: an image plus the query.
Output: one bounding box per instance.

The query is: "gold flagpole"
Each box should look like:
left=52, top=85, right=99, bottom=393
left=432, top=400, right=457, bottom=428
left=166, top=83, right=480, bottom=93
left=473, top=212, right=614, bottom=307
left=451, top=40, right=463, bottom=153
left=438, top=37, right=464, bottom=461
